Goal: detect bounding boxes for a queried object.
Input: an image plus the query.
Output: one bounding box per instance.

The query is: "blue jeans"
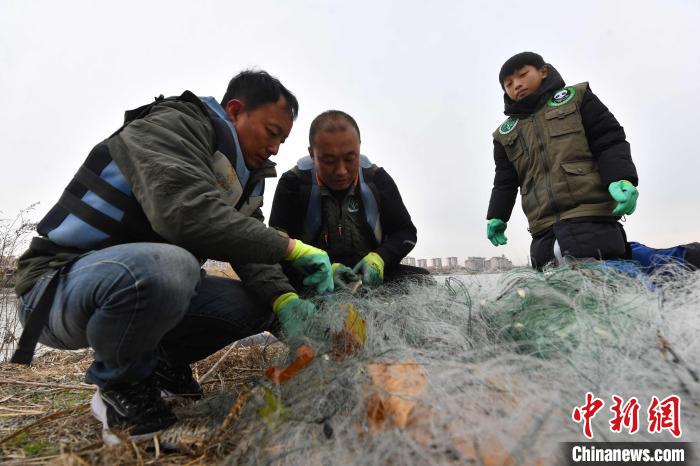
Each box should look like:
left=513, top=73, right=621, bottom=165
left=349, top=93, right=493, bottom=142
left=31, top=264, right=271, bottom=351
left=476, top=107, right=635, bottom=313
left=18, top=243, right=276, bottom=388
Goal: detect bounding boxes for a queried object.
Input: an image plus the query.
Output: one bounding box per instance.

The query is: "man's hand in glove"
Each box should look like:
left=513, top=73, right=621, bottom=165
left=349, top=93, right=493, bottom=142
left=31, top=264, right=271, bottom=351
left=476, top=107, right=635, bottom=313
left=352, top=252, right=384, bottom=288
left=272, top=292, right=318, bottom=348
left=487, top=218, right=508, bottom=246
left=608, top=180, right=639, bottom=216
left=332, top=263, right=360, bottom=289
left=285, top=240, right=334, bottom=294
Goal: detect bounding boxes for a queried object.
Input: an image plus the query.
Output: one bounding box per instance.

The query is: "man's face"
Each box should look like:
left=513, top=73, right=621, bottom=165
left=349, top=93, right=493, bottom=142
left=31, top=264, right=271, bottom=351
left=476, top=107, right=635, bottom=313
left=309, top=127, right=360, bottom=191
left=227, top=97, right=293, bottom=170
left=503, top=65, right=548, bottom=101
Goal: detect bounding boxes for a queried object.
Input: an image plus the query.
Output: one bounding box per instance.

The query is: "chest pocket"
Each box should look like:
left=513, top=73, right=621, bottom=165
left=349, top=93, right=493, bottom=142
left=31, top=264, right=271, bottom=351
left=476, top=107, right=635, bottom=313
left=501, top=131, right=525, bottom=163
left=545, top=104, right=582, bottom=137
left=560, top=159, right=609, bottom=204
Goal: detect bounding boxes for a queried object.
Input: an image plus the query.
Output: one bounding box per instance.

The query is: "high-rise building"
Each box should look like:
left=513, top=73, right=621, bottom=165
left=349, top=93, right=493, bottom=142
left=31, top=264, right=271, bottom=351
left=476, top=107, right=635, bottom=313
left=446, top=257, right=458, bottom=268
left=431, top=258, right=443, bottom=269
left=417, top=259, right=428, bottom=268
left=465, top=257, right=486, bottom=273
left=401, top=256, right=417, bottom=266
left=487, top=255, right=513, bottom=272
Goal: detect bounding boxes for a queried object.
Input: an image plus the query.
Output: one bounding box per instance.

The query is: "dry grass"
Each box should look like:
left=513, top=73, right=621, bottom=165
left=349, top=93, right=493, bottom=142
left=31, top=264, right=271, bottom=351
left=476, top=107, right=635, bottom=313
left=2, top=205, right=39, bottom=361
left=0, top=342, right=288, bottom=465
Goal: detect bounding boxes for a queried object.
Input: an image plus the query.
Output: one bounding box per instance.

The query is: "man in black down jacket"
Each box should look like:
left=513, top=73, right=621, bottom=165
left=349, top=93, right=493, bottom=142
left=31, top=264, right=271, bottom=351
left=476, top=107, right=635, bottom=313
left=270, top=110, right=428, bottom=291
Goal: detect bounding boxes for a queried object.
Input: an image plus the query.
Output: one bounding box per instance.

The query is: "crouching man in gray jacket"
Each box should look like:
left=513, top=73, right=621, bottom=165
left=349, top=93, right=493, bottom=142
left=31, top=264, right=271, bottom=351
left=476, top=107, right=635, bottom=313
left=13, top=70, right=333, bottom=444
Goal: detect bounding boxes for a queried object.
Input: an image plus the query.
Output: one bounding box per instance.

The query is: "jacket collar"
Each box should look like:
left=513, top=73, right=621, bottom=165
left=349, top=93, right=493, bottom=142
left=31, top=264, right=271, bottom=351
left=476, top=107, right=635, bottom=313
left=503, top=64, right=566, bottom=116
left=199, top=96, right=254, bottom=188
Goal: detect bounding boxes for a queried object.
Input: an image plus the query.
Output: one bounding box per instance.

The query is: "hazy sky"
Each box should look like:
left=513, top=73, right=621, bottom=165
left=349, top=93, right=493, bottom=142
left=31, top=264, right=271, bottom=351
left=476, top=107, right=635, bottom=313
left=1, top=0, right=699, bottom=265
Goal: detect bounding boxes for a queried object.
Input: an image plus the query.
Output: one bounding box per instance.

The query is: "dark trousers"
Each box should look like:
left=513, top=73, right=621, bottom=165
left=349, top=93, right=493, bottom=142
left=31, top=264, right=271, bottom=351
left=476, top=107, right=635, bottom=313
left=18, top=243, right=274, bottom=388
left=530, top=218, right=628, bottom=269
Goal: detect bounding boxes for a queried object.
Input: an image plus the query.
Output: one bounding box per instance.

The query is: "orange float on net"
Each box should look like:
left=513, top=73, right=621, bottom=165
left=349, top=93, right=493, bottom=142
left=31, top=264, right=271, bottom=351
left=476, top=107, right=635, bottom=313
left=265, top=344, right=315, bottom=383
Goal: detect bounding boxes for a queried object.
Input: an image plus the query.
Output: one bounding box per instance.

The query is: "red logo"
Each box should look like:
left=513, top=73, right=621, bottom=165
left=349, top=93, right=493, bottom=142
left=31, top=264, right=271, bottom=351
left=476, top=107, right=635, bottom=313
left=573, top=393, right=682, bottom=439
left=648, top=395, right=682, bottom=438
left=609, top=395, right=640, bottom=434
left=572, top=392, right=605, bottom=439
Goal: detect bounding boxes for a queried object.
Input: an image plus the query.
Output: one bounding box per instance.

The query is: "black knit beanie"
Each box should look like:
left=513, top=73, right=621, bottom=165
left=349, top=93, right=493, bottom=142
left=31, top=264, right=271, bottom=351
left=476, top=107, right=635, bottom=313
left=499, top=52, right=546, bottom=89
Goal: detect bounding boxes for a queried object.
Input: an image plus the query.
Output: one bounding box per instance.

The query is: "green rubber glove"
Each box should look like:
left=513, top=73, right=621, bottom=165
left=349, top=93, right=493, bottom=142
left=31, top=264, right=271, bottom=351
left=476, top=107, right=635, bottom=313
left=352, top=252, right=384, bottom=288
left=285, top=240, right=334, bottom=295
left=486, top=218, right=508, bottom=246
left=273, top=292, right=317, bottom=347
left=608, top=180, right=638, bottom=216
left=332, top=263, right=360, bottom=289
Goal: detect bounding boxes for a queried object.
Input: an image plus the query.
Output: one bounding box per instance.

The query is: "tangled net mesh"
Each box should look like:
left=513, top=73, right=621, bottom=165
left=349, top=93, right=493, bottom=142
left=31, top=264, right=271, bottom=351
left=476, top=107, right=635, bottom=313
left=222, top=264, right=700, bottom=465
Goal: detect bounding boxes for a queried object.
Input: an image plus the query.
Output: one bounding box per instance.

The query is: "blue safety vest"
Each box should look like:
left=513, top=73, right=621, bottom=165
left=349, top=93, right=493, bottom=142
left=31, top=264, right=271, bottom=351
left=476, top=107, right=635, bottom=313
left=36, top=92, right=263, bottom=251
left=295, top=155, right=382, bottom=245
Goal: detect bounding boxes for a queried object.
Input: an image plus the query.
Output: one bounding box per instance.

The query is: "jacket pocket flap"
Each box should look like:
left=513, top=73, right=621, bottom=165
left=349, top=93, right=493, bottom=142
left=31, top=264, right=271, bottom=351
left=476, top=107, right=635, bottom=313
left=561, top=160, right=596, bottom=175
left=545, top=104, right=577, bottom=120
left=502, top=132, right=524, bottom=162
left=502, top=131, right=519, bottom=146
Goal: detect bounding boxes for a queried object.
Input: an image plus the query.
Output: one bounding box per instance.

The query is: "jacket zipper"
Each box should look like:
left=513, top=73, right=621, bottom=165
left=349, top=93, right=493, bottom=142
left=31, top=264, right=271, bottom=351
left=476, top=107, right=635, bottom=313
left=322, top=193, right=344, bottom=246
left=338, top=196, right=344, bottom=237
left=530, top=114, right=560, bottom=220
left=517, top=127, right=530, bottom=157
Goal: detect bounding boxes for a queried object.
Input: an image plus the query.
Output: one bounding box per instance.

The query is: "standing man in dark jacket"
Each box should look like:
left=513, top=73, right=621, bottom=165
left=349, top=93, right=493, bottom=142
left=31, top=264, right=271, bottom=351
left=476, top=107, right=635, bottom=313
left=270, top=110, right=426, bottom=291
left=486, top=52, right=639, bottom=268
left=12, top=71, right=333, bottom=444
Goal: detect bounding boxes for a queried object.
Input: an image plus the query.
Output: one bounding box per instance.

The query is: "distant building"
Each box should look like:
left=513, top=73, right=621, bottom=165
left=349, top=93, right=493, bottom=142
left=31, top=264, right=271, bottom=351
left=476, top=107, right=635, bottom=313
left=464, top=256, right=486, bottom=273
left=401, top=256, right=416, bottom=266
left=446, top=257, right=458, bottom=268
left=487, top=255, right=513, bottom=272
left=431, top=258, right=443, bottom=269
left=417, top=259, right=428, bottom=269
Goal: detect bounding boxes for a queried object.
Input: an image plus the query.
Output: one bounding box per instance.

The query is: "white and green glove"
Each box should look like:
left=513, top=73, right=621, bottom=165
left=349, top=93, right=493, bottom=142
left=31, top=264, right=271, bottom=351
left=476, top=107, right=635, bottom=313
left=285, top=240, right=334, bottom=294
left=272, top=292, right=317, bottom=348
left=352, top=252, right=384, bottom=288
left=332, top=263, right=360, bottom=289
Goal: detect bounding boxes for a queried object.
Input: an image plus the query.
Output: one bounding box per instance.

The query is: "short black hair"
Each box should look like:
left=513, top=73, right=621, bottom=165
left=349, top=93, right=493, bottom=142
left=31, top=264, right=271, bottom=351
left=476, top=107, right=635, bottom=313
left=499, top=52, right=546, bottom=88
left=308, top=110, right=361, bottom=147
left=220, top=70, right=299, bottom=120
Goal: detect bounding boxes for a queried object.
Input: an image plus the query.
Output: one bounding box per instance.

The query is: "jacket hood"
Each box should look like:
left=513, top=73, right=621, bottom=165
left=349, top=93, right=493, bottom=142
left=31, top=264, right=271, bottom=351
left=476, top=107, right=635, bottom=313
left=503, top=64, right=566, bottom=116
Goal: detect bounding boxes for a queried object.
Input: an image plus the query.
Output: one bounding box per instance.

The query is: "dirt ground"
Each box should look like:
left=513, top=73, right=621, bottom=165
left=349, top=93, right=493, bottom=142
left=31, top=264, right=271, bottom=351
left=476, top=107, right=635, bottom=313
left=0, top=342, right=287, bottom=465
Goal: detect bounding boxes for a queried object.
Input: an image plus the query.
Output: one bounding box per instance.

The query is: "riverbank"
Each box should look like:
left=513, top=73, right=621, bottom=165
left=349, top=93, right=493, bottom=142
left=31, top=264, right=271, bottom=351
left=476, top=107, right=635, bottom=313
left=0, top=341, right=286, bottom=464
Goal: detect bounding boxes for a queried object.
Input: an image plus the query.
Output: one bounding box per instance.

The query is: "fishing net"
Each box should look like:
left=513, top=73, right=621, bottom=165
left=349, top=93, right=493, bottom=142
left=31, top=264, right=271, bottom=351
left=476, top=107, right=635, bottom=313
left=217, top=264, right=699, bottom=465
